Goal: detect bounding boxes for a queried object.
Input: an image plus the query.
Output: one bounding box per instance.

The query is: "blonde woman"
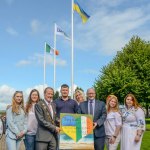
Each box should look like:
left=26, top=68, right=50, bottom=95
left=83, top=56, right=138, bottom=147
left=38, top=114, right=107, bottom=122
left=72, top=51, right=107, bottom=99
left=104, top=95, right=122, bottom=150
left=6, top=91, right=27, bottom=150
left=121, top=94, right=145, bottom=150
left=24, top=89, right=40, bottom=150
left=74, top=90, right=85, bottom=104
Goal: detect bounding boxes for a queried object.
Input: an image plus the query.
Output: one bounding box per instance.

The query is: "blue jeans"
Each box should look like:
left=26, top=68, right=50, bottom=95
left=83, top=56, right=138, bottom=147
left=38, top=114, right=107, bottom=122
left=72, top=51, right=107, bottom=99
left=24, top=134, right=36, bottom=150
left=6, top=135, right=22, bottom=150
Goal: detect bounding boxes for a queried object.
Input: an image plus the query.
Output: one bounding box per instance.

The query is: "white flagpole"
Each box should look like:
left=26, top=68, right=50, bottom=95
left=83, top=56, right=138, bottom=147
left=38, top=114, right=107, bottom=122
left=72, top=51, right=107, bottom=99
left=54, top=23, right=56, bottom=92
left=44, top=42, right=46, bottom=91
left=71, top=0, right=74, bottom=99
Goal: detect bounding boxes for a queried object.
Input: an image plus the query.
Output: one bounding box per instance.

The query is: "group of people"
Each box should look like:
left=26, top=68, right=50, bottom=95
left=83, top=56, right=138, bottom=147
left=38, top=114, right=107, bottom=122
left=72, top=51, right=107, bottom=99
left=4, top=84, right=145, bottom=150
left=105, top=94, right=145, bottom=150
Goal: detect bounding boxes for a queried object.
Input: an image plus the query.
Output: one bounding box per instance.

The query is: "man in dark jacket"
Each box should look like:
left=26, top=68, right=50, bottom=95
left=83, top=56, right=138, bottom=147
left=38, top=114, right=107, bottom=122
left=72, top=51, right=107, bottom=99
left=35, top=87, right=60, bottom=150
left=78, top=88, right=106, bottom=150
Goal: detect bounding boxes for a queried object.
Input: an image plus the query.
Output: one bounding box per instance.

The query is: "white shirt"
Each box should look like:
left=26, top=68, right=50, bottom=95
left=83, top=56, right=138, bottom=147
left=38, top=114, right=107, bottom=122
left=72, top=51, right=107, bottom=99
left=104, top=111, right=122, bottom=136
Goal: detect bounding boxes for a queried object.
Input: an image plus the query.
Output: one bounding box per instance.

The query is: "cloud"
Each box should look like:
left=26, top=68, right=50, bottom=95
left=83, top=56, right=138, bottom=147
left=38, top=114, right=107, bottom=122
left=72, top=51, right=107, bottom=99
left=6, top=27, right=18, bottom=36
left=16, top=53, right=67, bottom=67
left=5, top=0, right=14, bottom=5
left=0, top=84, right=46, bottom=110
left=16, top=60, right=31, bottom=66
left=91, top=0, right=125, bottom=8
left=30, top=19, right=48, bottom=35
left=73, top=2, right=150, bottom=55
left=0, top=84, right=79, bottom=110
left=0, top=85, right=15, bottom=109
left=0, top=103, right=9, bottom=110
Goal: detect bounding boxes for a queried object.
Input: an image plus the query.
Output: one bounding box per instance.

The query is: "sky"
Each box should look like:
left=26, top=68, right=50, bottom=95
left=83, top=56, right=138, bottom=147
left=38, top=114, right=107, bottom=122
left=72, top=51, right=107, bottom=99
left=0, top=0, right=150, bottom=110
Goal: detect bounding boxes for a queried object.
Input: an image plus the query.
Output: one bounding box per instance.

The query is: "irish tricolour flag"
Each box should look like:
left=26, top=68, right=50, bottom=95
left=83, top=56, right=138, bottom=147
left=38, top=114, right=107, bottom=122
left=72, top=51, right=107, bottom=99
left=76, top=116, right=93, bottom=142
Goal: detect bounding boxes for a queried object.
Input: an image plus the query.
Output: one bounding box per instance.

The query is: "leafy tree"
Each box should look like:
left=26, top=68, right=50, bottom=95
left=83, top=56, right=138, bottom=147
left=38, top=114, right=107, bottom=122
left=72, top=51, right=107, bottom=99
left=75, top=87, right=84, bottom=92
left=94, top=36, right=150, bottom=117
left=53, top=91, right=59, bottom=100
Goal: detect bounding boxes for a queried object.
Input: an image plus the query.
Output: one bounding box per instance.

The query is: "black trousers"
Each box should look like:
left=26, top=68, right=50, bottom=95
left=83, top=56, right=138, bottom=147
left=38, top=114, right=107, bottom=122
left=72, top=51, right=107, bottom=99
left=94, top=136, right=105, bottom=150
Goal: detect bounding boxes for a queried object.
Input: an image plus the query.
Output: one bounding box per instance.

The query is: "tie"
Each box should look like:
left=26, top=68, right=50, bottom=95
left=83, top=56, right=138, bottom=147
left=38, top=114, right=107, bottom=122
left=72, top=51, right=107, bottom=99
left=89, top=100, right=93, bottom=115
left=48, top=103, right=53, bottom=119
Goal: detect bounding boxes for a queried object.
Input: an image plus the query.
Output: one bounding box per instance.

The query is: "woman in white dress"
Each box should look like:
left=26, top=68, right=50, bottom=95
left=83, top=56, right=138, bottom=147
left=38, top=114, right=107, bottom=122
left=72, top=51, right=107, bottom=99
left=121, top=93, right=145, bottom=150
left=105, top=95, right=122, bottom=150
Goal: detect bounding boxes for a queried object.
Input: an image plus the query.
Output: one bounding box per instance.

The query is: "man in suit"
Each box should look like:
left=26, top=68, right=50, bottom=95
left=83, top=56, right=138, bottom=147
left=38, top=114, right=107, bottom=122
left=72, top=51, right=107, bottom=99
left=78, top=88, right=106, bottom=150
left=35, top=87, right=60, bottom=150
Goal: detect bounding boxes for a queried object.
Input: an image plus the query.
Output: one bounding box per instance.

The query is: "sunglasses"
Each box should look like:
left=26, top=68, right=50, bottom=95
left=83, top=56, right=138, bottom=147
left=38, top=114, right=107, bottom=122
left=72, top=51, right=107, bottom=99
left=15, top=91, right=23, bottom=94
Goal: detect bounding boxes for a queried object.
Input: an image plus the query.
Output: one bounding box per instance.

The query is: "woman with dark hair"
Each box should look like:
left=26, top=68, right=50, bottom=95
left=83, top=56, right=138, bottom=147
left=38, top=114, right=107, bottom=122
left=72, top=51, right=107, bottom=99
left=121, top=94, right=145, bottom=150
left=24, top=89, right=40, bottom=150
left=6, top=91, right=27, bottom=150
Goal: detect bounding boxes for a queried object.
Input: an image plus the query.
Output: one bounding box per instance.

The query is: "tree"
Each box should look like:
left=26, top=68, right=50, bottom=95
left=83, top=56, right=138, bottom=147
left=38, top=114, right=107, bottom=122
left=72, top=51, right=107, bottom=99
left=75, top=87, right=84, bottom=92
left=94, top=36, right=150, bottom=117
left=53, top=91, right=59, bottom=100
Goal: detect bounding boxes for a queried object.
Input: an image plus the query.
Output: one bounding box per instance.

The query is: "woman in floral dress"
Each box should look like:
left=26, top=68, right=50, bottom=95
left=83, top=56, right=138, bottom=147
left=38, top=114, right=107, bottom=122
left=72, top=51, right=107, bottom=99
left=121, top=94, right=145, bottom=150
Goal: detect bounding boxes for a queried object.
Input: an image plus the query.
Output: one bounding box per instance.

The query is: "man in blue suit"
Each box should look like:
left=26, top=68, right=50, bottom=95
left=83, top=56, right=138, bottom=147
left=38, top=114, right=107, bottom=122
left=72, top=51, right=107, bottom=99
left=78, top=88, right=106, bottom=150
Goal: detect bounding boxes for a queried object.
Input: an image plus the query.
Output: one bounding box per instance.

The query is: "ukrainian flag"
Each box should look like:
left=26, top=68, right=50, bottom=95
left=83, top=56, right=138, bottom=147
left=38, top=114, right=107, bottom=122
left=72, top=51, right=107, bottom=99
left=73, top=0, right=90, bottom=23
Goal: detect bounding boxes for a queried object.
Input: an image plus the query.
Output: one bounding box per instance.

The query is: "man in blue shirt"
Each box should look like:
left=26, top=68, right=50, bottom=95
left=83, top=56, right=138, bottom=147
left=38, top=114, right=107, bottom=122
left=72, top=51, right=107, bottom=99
left=54, top=84, right=78, bottom=120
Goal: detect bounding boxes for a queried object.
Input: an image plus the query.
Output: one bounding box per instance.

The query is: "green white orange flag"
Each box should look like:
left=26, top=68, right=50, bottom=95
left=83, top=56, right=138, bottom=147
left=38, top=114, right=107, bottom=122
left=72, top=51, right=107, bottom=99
left=45, top=43, right=59, bottom=55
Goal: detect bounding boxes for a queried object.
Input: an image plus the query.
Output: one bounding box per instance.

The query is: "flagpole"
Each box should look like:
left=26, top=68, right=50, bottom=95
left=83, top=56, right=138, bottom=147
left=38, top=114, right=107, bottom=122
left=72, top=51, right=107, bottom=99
left=54, top=23, right=56, bottom=92
left=44, top=42, right=46, bottom=91
left=71, top=0, right=74, bottom=99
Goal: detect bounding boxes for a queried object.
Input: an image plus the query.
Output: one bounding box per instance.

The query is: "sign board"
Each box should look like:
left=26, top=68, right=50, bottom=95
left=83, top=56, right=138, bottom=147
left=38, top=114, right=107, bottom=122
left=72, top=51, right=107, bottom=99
left=59, top=113, right=94, bottom=149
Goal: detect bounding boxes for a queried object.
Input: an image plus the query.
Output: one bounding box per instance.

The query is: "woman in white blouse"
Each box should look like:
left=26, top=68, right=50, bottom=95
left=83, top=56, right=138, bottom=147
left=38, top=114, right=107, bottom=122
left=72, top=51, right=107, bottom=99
left=104, top=95, right=122, bottom=150
left=121, top=93, right=145, bottom=150
left=24, top=89, right=40, bottom=150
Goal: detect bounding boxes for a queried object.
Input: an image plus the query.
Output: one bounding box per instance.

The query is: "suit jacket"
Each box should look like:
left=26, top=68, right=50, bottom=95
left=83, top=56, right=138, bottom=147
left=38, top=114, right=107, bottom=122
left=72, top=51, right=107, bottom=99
left=78, top=100, right=106, bottom=138
left=35, top=99, right=58, bottom=142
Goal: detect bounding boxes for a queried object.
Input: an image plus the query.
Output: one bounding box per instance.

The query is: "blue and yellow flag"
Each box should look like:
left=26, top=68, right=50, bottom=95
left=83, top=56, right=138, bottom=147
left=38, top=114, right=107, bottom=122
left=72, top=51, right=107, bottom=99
left=73, top=0, right=90, bottom=23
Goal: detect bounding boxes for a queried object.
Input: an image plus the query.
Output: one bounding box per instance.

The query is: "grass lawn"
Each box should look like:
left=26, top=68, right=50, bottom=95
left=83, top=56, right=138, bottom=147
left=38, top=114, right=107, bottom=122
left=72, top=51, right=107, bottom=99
left=146, top=118, right=150, bottom=130
left=141, top=131, right=150, bottom=150
left=146, top=124, right=150, bottom=129
left=141, top=118, right=150, bottom=149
